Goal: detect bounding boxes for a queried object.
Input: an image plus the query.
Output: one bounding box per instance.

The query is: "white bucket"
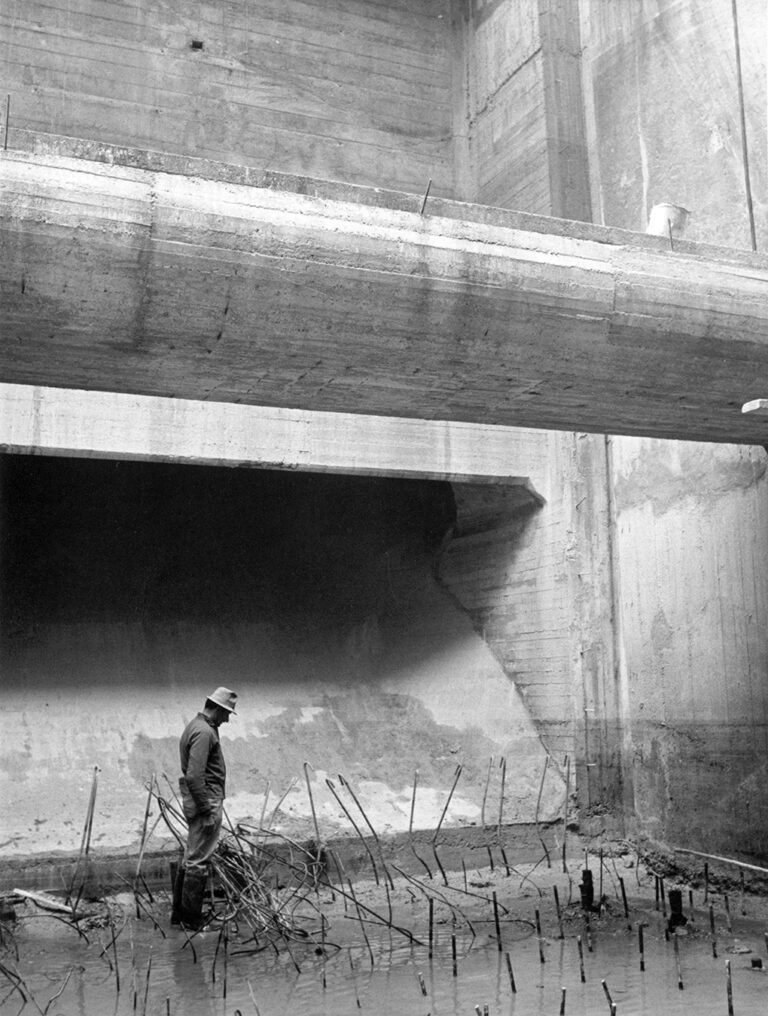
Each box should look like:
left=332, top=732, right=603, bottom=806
left=646, top=202, right=690, bottom=237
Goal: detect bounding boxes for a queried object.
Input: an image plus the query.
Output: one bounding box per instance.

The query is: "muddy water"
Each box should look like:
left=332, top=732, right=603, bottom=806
left=6, top=896, right=768, bottom=1016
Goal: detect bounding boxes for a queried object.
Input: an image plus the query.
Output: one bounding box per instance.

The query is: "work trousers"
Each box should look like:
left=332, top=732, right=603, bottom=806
left=179, top=778, right=224, bottom=877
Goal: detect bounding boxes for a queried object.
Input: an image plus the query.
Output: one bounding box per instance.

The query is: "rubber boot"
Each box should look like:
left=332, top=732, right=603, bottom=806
left=170, top=865, right=185, bottom=926
left=180, top=871, right=207, bottom=931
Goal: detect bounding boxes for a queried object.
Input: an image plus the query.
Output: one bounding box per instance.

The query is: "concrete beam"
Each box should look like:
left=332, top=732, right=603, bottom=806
left=0, top=383, right=547, bottom=493
left=3, top=146, right=768, bottom=444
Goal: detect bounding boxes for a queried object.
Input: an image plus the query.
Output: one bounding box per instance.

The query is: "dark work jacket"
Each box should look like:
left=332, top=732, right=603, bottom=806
left=179, top=713, right=226, bottom=816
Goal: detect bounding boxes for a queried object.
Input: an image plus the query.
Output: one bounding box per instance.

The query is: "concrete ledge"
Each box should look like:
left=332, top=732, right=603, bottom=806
left=7, top=129, right=765, bottom=268
left=0, top=383, right=549, bottom=492
left=3, top=141, right=768, bottom=443
left=0, top=823, right=564, bottom=896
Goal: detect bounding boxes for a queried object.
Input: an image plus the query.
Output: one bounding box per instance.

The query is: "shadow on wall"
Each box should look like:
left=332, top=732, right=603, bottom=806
left=0, top=457, right=543, bottom=693
left=0, top=454, right=456, bottom=635
left=438, top=483, right=543, bottom=674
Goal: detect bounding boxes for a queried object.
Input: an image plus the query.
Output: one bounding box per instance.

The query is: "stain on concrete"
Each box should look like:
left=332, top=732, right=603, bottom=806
left=650, top=608, right=674, bottom=655
left=124, top=669, right=563, bottom=841
left=586, top=0, right=767, bottom=250
left=612, top=442, right=766, bottom=518
left=127, top=732, right=179, bottom=787
left=631, top=720, right=768, bottom=860
left=0, top=725, right=33, bottom=781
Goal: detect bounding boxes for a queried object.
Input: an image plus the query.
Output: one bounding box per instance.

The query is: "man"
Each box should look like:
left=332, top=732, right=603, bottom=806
left=171, top=686, right=237, bottom=930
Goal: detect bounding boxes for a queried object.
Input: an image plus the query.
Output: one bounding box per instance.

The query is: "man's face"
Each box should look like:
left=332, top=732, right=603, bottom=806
left=216, top=706, right=230, bottom=726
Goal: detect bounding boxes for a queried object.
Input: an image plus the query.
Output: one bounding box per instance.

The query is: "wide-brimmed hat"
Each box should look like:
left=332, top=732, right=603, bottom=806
left=208, top=687, right=237, bottom=713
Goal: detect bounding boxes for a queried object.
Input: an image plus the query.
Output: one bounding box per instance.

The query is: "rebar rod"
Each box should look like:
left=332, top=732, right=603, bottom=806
left=69, top=766, right=99, bottom=907
left=339, top=773, right=394, bottom=889
left=534, top=755, right=551, bottom=867
left=347, top=880, right=375, bottom=966
left=409, top=770, right=418, bottom=838
left=433, top=765, right=462, bottom=843
left=562, top=755, right=570, bottom=874
left=325, top=779, right=380, bottom=885
left=303, top=762, right=322, bottom=854
left=731, top=0, right=757, bottom=250
left=496, top=758, right=507, bottom=837
left=135, top=777, right=155, bottom=903
left=480, top=756, right=494, bottom=829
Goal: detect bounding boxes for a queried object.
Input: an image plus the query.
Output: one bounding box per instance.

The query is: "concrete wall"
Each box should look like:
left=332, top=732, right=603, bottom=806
left=610, top=439, right=768, bottom=855
left=581, top=0, right=768, bottom=248
left=438, top=433, right=604, bottom=771
left=452, top=0, right=590, bottom=218
left=0, top=453, right=564, bottom=857
left=4, top=0, right=768, bottom=866
left=0, top=0, right=578, bottom=864
left=580, top=0, right=768, bottom=856
left=3, top=0, right=455, bottom=196
left=453, top=0, right=547, bottom=209
left=450, top=0, right=768, bottom=856
left=448, top=0, right=616, bottom=821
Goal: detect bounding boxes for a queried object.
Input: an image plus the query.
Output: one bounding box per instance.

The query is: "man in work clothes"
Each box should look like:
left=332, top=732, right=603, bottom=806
left=171, top=686, right=238, bottom=929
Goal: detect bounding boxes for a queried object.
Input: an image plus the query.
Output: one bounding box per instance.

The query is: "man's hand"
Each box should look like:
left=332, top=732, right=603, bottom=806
left=201, top=811, right=216, bottom=833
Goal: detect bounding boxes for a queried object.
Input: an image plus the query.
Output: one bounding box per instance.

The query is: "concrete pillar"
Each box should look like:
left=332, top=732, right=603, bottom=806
left=538, top=0, right=593, bottom=222
left=450, top=0, right=626, bottom=828
left=537, top=2, right=626, bottom=826
left=564, top=434, right=627, bottom=825
left=578, top=0, right=768, bottom=853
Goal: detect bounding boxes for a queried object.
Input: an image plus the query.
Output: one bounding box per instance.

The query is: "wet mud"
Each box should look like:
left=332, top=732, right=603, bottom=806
left=3, top=853, right=768, bottom=1015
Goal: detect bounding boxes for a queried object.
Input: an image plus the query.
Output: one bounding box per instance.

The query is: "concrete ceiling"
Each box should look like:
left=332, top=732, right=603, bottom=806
left=3, top=146, right=768, bottom=446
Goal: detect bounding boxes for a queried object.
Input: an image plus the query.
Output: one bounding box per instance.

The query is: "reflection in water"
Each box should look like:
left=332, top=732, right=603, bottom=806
left=6, top=897, right=768, bottom=1016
